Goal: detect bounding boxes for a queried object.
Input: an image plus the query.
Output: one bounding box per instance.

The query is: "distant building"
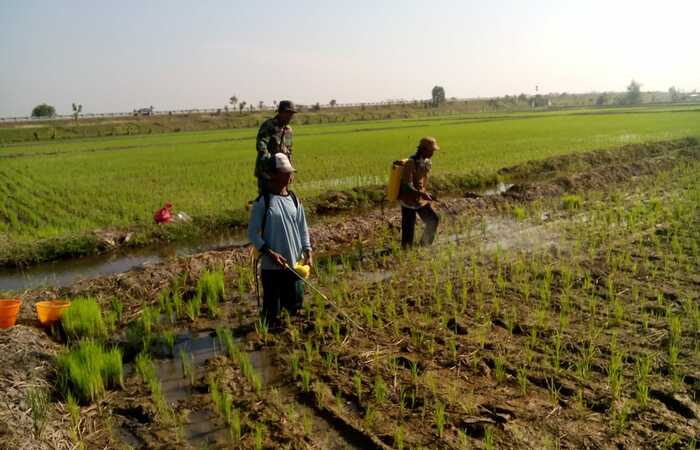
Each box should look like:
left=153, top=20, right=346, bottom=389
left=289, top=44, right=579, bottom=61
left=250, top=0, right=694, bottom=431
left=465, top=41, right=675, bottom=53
left=529, top=95, right=551, bottom=108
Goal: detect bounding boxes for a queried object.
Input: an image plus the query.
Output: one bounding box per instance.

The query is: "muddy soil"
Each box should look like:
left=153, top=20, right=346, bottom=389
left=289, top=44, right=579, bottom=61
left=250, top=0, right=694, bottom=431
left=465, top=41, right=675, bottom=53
left=1, top=139, right=699, bottom=449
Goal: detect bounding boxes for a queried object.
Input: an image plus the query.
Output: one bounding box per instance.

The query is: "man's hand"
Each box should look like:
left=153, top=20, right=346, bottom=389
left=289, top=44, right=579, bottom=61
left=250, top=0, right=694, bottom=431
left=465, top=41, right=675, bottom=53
left=420, top=192, right=434, bottom=201
left=303, top=250, right=313, bottom=268
left=267, top=249, right=288, bottom=268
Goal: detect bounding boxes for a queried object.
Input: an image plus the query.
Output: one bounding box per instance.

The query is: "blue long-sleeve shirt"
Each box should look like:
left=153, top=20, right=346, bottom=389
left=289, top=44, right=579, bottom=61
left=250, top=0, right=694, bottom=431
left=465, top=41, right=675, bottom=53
left=247, top=193, right=311, bottom=270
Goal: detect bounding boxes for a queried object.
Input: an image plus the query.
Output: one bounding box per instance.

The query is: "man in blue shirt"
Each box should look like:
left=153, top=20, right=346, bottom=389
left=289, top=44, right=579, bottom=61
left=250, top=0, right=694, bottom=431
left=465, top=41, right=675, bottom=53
left=248, top=153, right=312, bottom=326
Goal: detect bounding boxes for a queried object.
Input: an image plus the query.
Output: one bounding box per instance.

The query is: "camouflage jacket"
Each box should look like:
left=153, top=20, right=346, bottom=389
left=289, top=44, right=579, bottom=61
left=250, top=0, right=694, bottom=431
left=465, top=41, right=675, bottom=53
left=255, top=117, right=293, bottom=179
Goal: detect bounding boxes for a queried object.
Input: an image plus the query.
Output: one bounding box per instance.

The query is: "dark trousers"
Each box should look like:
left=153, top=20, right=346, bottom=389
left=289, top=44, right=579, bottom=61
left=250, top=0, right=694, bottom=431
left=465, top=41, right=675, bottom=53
left=261, top=269, right=304, bottom=326
left=401, top=204, right=440, bottom=248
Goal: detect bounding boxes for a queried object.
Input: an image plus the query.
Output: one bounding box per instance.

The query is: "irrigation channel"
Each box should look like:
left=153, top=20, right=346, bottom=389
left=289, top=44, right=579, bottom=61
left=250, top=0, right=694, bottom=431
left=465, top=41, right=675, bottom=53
left=0, top=183, right=513, bottom=293
left=0, top=230, right=248, bottom=292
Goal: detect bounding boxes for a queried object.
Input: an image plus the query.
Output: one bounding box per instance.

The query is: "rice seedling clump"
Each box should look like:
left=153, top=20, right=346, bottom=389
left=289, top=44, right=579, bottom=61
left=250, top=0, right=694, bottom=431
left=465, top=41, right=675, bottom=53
left=61, top=297, right=107, bottom=341
left=56, top=340, right=123, bottom=403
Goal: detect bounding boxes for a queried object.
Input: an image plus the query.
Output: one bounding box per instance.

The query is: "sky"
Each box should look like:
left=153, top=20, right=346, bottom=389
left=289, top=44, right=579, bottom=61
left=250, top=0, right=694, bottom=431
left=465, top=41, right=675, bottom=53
left=1, top=0, right=699, bottom=116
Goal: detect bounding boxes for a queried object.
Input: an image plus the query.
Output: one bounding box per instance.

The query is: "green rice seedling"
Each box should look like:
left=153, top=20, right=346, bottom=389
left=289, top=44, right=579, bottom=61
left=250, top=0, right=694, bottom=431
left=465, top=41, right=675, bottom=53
left=301, top=368, right=311, bottom=393
left=550, top=330, right=563, bottom=373
left=434, top=401, right=446, bottom=438
left=157, top=289, right=170, bottom=313
left=185, top=296, right=201, bottom=322
left=364, top=404, right=376, bottom=428
left=517, top=367, right=528, bottom=395
left=494, top=355, right=506, bottom=383
left=394, top=425, right=405, bottom=450
left=180, top=349, right=195, bottom=386
left=139, top=305, right=154, bottom=346
left=103, top=311, right=118, bottom=333
left=576, top=340, right=596, bottom=381
left=354, top=371, right=363, bottom=402
left=330, top=320, right=342, bottom=344
left=56, top=340, right=123, bottom=403
left=447, top=336, right=457, bottom=364
left=520, top=281, right=531, bottom=304
left=172, top=289, right=184, bottom=319
left=289, top=352, right=300, bottom=378
left=206, top=291, right=220, bottom=319
left=635, top=353, right=651, bottom=407
left=135, top=352, right=155, bottom=383
left=505, top=306, right=517, bottom=335
left=220, top=391, right=233, bottom=424
left=458, top=429, right=469, bottom=448
left=66, top=393, right=81, bottom=442
left=512, top=206, right=527, bottom=222
left=334, top=389, right=343, bottom=411
left=484, top=426, right=495, bottom=450
left=304, top=339, right=316, bottom=364
left=528, top=328, right=538, bottom=350
left=62, top=297, right=107, bottom=341
left=161, top=329, right=175, bottom=355
left=197, top=268, right=225, bottom=315
left=254, top=423, right=264, bottom=450
left=216, top=327, right=237, bottom=359
left=668, top=313, right=682, bottom=348
left=611, top=402, right=629, bottom=434
left=669, top=342, right=682, bottom=384
left=546, top=376, right=561, bottom=405
left=26, top=387, right=49, bottom=438
left=322, top=351, right=337, bottom=372
left=410, top=361, right=419, bottom=387
left=209, top=379, right=221, bottom=412
left=301, top=410, right=312, bottom=434
left=110, top=297, right=124, bottom=322
left=237, top=352, right=262, bottom=395
left=103, top=347, right=124, bottom=387
left=255, top=318, right=269, bottom=344
left=607, top=348, right=624, bottom=400
left=148, top=377, right=169, bottom=418
left=361, top=304, right=374, bottom=328
left=229, top=409, right=241, bottom=443
left=373, top=374, right=386, bottom=404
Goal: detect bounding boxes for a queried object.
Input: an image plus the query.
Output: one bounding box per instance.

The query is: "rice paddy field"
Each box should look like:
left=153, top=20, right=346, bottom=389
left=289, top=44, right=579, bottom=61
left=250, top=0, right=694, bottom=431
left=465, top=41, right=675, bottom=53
left=1, top=104, right=700, bottom=449
left=1, top=104, right=699, bottom=266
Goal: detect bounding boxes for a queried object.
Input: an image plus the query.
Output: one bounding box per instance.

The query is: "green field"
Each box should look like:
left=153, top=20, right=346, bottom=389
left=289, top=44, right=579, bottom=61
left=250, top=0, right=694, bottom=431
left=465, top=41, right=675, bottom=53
left=1, top=105, right=699, bottom=258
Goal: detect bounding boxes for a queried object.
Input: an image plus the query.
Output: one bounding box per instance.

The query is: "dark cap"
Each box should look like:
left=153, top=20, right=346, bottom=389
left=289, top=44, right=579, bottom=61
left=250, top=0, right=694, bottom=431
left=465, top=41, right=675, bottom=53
left=277, top=100, right=297, bottom=113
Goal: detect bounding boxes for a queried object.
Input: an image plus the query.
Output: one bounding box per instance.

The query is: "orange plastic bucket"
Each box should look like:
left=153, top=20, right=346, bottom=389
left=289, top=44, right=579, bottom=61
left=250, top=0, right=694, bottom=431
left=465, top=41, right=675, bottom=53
left=0, top=299, right=22, bottom=329
left=36, top=300, right=71, bottom=327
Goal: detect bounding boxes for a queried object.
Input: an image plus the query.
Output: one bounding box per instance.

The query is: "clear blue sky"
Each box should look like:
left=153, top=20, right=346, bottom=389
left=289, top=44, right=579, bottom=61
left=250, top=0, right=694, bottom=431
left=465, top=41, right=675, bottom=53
left=1, top=0, right=698, bottom=116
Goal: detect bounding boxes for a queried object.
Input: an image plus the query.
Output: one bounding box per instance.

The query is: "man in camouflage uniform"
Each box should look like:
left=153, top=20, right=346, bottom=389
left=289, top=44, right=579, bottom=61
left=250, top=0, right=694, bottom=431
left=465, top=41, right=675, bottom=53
left=255, top=100, right=297, bottom=193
